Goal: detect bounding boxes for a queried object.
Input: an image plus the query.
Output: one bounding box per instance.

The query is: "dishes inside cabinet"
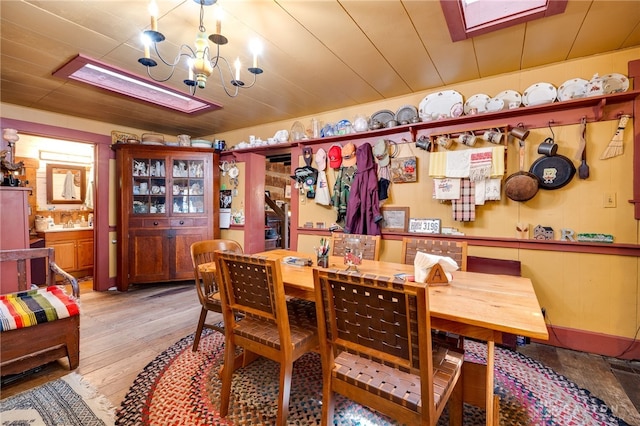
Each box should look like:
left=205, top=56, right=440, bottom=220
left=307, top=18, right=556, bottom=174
left=601, top=73, right=629, bottom=94
left=464, top=94, right=490, bottom=115
left=418, top=90, right=464, bottom=121
left=557, top=78, right=588, bottom=101
left=522, top=82, right=557, bottom=106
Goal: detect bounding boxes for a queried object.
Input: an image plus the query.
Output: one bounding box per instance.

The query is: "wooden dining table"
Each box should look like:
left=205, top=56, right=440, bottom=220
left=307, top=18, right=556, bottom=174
left=252, top=249, right=549, bottom=426
left=202, top=249, right=548, bottom=425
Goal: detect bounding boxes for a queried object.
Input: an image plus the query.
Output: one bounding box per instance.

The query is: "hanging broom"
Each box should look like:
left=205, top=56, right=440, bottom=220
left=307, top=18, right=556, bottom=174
left=600, top=115, right=630, bottom=159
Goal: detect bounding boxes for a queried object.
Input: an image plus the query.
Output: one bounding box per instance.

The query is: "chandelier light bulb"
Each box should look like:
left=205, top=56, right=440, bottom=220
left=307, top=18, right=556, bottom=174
left=249, top=39, right=262, bottom=68
left=149, top=0, right=159, bottom=32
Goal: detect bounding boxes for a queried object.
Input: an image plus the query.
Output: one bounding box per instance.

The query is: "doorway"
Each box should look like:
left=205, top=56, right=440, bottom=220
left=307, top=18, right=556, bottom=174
left=265, top=153, right=291, bottom=250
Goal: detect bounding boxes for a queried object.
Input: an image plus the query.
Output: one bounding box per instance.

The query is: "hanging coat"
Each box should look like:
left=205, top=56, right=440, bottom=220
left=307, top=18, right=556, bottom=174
left=344, top=143, right=383, bottom=235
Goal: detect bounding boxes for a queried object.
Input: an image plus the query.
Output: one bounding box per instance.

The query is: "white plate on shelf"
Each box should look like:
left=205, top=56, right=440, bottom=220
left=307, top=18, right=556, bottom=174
left=485, top=98, right=504, bottom=113
left=602, top=73, right=629, bottom=94
left=557, top=78, right=588, bottom=101
left=494, top=89, right=522, bottom=109
left=522, top=82, right=557, bottom=106
left=464, top=93, right=490, bottom=114
left=418, top=90, right=464, bottom=120
left=141, top=141, right=164, bottom=146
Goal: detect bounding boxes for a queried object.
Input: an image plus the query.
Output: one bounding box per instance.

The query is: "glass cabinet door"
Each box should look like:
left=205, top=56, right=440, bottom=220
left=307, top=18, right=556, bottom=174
left=131, top=158, right=167, bottom=215
left=171, top=159, right=205, bottom=214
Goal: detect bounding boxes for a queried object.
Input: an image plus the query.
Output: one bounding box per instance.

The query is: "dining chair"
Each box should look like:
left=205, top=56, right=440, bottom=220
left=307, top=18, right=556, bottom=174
left=401, top=237, right=468, bottom=271
left=190, top=239, right=243, bottom=351
left=215, top=252, right=318, bottom=425
left=313, top=268, right=464, bottom=426
left=330, top=233, right=381, bottom=261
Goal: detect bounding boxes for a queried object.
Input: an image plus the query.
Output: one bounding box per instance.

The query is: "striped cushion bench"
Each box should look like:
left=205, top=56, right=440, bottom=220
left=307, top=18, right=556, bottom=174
left=0, top=286, right=80, bottom=332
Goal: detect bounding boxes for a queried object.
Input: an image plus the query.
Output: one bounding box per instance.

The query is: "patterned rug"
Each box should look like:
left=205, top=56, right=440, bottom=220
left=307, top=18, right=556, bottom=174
left=116, top=330, right=629, bottom=425
left=1, top=372, right=116, bottom=425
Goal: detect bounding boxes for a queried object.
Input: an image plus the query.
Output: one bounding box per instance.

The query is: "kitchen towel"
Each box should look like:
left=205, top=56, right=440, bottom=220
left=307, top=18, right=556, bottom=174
left=452, top=179, right=475, bottom=222
left=433, top=178, right=461, bottom=200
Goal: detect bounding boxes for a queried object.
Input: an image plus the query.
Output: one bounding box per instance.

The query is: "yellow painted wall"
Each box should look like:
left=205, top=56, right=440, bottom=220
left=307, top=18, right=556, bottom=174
left=2, top=48, right=639, bottom=342
left=216, top=48, right=640, bottom=341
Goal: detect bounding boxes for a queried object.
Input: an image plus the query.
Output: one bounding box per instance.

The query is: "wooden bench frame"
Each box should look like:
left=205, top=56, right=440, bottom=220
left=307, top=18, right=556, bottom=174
left=0, top=248, right=80, bottom=376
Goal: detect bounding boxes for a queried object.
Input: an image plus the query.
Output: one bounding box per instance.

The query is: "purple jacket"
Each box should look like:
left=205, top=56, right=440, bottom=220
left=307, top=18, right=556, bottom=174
left=344, top=143, right=383, bottom=235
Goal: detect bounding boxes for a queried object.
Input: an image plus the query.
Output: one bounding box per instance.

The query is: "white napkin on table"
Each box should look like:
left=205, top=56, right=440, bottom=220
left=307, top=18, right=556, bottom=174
left=414, top=251, right=459, bottom=283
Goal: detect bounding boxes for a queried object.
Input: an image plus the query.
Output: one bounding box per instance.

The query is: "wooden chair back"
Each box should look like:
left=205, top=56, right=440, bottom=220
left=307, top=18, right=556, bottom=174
left=313, top=268, right=463, bottom=425
left=330, top=233, right=380, bottom=261
left=401, top=237, right=468, bottom=271
left=215, top=252, right=318, bottom=425
left=190, top=239, right=243, bottom=308
left=0, top=247, right=79, bottom=297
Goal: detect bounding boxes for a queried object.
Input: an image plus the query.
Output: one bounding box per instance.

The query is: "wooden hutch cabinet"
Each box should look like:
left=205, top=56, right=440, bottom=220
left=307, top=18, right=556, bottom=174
left=113, top=144, right=219, bottom=291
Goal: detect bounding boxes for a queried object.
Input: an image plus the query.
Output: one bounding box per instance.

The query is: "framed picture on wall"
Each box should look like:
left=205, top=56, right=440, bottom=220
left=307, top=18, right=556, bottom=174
left=390, top=156, right=417, bottom=183
left=380, top=207, right=409, bottom=232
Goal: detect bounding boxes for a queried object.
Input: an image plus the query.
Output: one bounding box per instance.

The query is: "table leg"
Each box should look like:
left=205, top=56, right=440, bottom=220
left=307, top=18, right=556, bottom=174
left=486, top=340, right=496, bottom=426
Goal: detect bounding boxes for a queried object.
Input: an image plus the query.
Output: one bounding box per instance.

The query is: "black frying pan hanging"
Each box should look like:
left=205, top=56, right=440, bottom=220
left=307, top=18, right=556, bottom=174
left=529, top=154, right=576, bottom=189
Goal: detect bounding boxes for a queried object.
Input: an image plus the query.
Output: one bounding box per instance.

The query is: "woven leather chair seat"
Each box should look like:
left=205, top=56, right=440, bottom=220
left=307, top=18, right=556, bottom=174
left=235, top=299, right=317, bottom=351
left=334, top=343, right=463, bottom=413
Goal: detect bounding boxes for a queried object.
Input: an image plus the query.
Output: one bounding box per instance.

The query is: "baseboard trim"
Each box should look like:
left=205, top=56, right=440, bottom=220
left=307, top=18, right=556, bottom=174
left=532, top=325, right=640, bottom=360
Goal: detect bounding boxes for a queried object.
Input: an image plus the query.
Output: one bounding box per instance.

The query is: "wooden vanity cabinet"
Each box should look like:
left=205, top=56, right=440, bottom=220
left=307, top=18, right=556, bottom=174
left=37, top=229, right=94, bottom=278
left=114, top=144, right=219, bottom=291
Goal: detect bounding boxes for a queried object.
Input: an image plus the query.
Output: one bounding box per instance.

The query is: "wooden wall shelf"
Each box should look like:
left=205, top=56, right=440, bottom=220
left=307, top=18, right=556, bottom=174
left=296, top=228, right=640, bottom=257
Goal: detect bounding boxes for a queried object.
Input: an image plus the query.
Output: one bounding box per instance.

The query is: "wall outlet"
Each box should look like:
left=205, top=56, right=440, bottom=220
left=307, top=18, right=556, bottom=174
left=603, top=192, right=616, bottom=208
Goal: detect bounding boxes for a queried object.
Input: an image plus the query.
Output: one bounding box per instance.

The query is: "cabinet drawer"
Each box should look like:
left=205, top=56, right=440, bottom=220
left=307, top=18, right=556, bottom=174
left=170, top=218, right=208, bottom=227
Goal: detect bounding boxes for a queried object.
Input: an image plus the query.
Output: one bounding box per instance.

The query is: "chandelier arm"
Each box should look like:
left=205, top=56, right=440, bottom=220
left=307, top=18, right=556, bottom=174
left=238, top=72, right=258, bottom=89
left=212, top=57, right=240, bottom=97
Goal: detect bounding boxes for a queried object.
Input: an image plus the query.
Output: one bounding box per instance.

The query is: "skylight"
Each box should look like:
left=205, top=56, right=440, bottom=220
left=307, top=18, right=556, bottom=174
left=441, top=0, right=567, bottom=41
left=53, top=54, right=222, bottom=114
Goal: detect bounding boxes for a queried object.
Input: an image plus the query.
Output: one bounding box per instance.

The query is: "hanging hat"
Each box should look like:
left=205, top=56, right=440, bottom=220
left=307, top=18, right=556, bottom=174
left=315, top=148, right=327, bottom=171
left=328, top=144, right=343, bottom=169
left=373, top=139, right=389, bottom=167
left=341, top=142, right=357, bottom=167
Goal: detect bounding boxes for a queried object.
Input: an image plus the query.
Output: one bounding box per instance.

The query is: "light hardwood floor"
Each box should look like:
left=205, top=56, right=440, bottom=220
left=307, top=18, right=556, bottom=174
left=1, top=280, right=639, bottom=425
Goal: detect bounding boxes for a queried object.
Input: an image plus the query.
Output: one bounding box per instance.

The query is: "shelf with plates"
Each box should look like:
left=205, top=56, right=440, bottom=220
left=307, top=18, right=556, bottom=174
left=286, top=90, right=639, bottom=148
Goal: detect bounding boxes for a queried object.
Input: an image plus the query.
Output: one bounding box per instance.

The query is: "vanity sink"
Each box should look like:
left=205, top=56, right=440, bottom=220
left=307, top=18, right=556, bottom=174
left=41, top=225, right=93, bottom=233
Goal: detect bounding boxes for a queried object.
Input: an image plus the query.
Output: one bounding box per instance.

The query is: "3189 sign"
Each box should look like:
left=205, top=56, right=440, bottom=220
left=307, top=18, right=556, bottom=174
left=408, top=218, right=441, bottom=234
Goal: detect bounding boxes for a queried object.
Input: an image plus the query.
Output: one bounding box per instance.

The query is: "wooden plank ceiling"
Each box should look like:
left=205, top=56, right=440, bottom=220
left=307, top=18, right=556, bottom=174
left=1, top=0, right=639, bottom=138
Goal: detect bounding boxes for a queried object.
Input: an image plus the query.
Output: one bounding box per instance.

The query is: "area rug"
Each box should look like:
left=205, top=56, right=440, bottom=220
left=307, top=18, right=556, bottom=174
left=116, top=330, right=629, bottom=425
left=1, top=372, right=116, bottom=425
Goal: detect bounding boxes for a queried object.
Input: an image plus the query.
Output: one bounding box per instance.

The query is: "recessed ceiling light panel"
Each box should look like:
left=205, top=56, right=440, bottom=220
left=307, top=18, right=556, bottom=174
left=53, top=54, right=222, bottom=114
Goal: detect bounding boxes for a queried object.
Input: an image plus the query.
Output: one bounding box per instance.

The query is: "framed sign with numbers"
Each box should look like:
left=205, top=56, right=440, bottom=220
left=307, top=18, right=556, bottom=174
left=408, top=218, right=441, bottom=234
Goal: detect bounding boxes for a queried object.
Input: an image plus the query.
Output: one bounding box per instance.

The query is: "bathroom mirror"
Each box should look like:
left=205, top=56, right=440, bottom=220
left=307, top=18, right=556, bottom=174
left=46, top=163, right=86, bottom=204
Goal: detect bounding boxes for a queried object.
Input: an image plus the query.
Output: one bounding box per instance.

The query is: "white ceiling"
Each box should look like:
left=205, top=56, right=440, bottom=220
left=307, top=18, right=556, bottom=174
left=1, top=0, right=639, bottom=138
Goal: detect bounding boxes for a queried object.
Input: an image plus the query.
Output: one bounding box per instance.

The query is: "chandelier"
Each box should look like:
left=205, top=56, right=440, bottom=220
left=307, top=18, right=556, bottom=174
left=138, top=0, right=263, bottom=98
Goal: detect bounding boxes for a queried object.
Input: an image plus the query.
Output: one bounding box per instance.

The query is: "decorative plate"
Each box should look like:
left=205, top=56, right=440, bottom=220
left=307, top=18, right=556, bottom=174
left=522, top=82, right=557, bottom=107
left=494, top=89, right=522, bottom=109
left=557, top=78, right=589, bottom=101
left=464, top=94, right=490, bottom=114
left=485, top=98, right=505, bottom=113
left=370, top=109, right=395, bottom=126
left=602, top=73, right=629, bottom=94
left=140, top=141, right=164, bottom=146
left=395, top=105, right=418, bottom=123
left=418, top=90, right=464, bottom=121
left=450, top=102, right=463, bottom=118
left=191, top=139, right=212, bottom=148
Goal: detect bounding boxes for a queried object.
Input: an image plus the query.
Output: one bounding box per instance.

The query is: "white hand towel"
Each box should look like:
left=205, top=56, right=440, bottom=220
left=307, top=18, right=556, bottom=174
left=433, top=178, right=461, bottom=200
left=445, top=150, right=471, bottom=178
